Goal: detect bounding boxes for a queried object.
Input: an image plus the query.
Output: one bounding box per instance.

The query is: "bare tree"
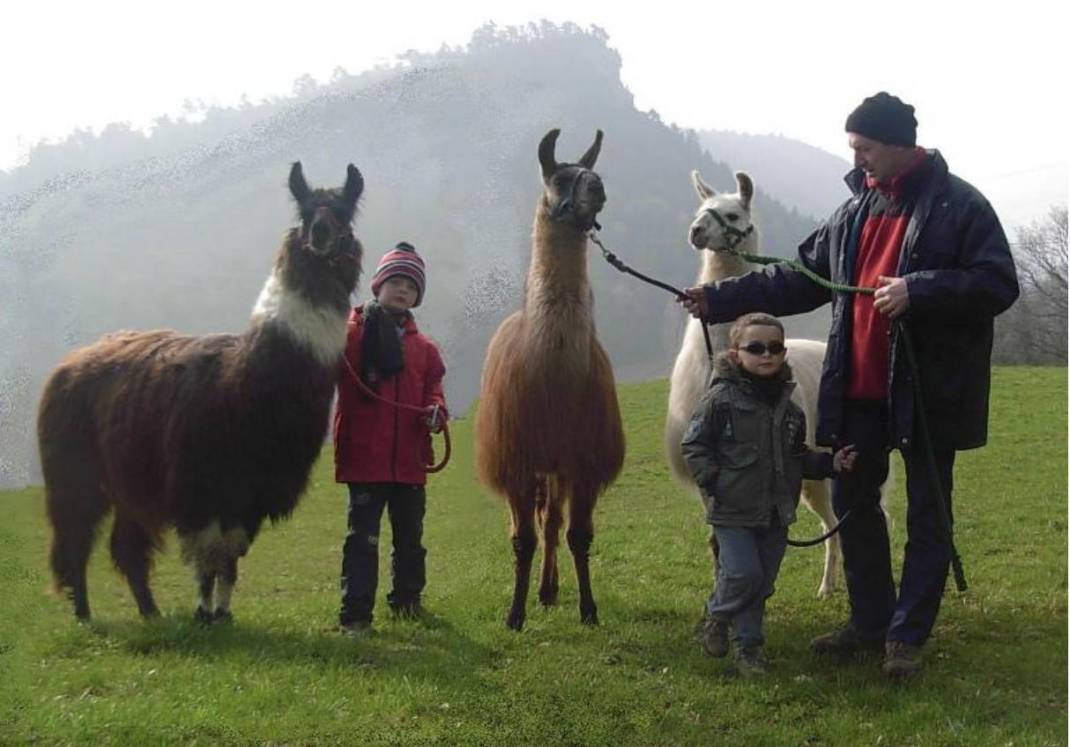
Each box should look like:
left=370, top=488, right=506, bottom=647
left=1014, top=206, right=1068, bottom=363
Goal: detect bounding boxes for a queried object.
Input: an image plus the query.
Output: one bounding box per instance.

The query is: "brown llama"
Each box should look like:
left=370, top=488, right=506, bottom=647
left=475, top=129, right=625, bottom=631
left=39, top=162, right=364, bottom=622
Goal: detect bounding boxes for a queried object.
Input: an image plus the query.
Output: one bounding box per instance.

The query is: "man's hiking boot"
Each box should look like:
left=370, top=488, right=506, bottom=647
left=810, top=624, right=885, bottom=656
left=700, top=616, right=730, bottom=658
left=882, top=641, right=923, bottom=679
left=734, top=645, right=768, bottom=678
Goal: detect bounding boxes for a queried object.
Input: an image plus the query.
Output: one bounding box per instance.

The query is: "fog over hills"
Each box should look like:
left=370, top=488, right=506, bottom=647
left=1, top=22, right=843, bottom=488
left=698, top=130, right=852, bottom=221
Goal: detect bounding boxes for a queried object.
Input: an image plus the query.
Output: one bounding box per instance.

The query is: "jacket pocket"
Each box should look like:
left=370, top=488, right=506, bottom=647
left=710, top=441, right=762, bottom=513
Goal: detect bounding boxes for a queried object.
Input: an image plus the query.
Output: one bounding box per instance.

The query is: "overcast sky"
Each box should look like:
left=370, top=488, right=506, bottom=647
left=5, top=0, right=1066, bottom=227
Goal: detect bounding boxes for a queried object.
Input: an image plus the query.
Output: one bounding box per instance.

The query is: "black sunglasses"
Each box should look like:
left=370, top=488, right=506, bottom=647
left=739, top=341, right=786, bottom=356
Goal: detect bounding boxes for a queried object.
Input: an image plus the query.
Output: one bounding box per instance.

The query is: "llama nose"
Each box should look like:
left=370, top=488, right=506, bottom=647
left=690, top=226, right=705, bottom=245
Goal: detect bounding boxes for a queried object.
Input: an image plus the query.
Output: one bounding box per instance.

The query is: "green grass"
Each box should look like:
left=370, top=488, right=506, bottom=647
left=1, top=367, right=1065, bottom=746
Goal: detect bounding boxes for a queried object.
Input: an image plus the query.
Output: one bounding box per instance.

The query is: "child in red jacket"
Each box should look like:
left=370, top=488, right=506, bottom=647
left=333, top=242, right=447, bottom=635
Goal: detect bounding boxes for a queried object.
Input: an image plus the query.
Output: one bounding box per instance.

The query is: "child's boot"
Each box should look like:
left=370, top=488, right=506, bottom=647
left=734, top=644, right=768, bottom=678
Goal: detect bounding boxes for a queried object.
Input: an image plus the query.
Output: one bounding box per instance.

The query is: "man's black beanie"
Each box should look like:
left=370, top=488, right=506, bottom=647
left=845, top=92, right=917, bottom=147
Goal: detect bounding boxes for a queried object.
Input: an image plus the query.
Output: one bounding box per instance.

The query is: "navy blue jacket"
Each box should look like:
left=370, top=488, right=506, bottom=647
left=701, top=151, right=1019, bottom=450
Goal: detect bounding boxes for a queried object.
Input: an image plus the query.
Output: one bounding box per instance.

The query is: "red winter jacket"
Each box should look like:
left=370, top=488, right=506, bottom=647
left=333, top=306, right=447, bottom=485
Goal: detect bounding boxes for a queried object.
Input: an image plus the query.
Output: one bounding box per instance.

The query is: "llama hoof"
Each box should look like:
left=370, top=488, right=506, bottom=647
left=581, top=610, right=600, bottom=626
left=194, top=607, right=214, bottom=625
left=538, top=590, right=558, bottom=607
left=212, top=609, right=233, bottom=624
left=505, top=611, right=526, bottom=631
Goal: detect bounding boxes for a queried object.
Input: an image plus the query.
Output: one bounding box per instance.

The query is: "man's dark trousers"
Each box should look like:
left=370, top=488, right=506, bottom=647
left=340, top=482, right=427, bottom=625
left=832, top=401, right=956, bottom=646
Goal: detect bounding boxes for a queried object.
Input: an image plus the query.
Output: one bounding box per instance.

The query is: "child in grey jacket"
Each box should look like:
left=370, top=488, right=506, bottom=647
left=682, top=313, right=856, bottom=677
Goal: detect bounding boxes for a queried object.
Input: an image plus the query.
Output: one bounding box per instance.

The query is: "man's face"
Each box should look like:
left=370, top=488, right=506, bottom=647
left=848, top=133, right=909, bottom=184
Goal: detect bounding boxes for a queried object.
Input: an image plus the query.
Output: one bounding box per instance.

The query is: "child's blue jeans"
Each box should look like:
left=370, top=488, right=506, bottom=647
left=706, top=521, right=788, bottom=649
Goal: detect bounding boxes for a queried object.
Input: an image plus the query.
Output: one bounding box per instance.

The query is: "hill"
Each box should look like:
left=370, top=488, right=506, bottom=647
left=0, top=22, right=827, bottom=488
left=697, top=130, right=852, bottom=220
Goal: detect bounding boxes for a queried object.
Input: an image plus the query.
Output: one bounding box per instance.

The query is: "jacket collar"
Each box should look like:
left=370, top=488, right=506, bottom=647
left=844, top=148, right=948, bottom=198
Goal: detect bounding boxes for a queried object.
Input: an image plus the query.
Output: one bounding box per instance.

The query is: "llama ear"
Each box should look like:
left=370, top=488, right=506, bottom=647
left=539, top=129, right=560, bottom=179
left=289, top=162, right=311, bottom=204
left=578, top=129, right=603, bottom=169
left=692, top=170, right=715, bottom=201
left=736, top=171, right=754, bottom=209
left=343, top=164, right=364, bottom=209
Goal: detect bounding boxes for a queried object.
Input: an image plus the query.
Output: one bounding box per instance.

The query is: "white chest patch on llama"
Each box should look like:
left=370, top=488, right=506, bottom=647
left=252, top=272, right=347, bottom=366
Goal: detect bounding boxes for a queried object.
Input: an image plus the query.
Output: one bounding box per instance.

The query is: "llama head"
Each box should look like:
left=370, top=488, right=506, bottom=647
left=687, top=170, right=755, bottom=253
left=280, top=162, right=364, bottom=304
left=538, top=128, right=606, bottom=231
left=289, top=162, right=364, bottom=259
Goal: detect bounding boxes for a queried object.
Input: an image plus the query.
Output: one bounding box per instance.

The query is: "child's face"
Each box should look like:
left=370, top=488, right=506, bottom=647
left=730, top=324, right=786, bottom=378
left=377, top=275, right=419, bottom=312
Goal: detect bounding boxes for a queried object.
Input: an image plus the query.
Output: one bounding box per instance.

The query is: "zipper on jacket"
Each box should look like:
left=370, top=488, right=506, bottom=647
left=391, top=375, right=400, bottom=482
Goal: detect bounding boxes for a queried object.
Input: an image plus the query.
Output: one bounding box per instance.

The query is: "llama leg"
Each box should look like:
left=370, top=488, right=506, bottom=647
left=194, top=565, right=216, bottom=624
left=567, top=495, right=598, bottom=625
left=45, top=474, right=108, bottom=620
left=535, top=477, right=562, bottom=607
left=50, top=515, right=99, bottom=621
left=109, top=515, right=160, bottom=618
left=212, top=556, right=238, bottom=623
left=184, top=526, right=218, bottom=623
left=801, top=478, right=841, bottom=599
left=506, top=490, right=537, bottom=631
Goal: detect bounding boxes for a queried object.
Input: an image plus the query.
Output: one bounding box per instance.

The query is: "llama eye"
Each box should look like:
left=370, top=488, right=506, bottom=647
left=726, top=213, right=739, bottom=222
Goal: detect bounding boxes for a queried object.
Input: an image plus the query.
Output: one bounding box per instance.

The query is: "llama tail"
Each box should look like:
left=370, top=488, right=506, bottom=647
left=39, top=370, right=111, bottom=608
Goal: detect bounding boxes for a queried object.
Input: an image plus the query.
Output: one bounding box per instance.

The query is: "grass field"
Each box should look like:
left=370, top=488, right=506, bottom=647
left=1, top=367, right=1065, bottom=746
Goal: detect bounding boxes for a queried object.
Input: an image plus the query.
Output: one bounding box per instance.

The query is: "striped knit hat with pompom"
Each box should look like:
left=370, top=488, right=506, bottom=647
left=370, top=242, right=426, bottom=307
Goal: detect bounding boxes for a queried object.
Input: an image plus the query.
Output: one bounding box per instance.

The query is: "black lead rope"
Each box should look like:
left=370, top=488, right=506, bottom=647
left=588, top=228, right=967, bottom=589
left=586, top=230, right=716, bottom=362
left=896, top=324, right=968, bottom=591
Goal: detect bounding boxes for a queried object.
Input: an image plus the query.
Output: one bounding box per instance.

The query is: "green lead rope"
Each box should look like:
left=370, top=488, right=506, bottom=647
left=728, top=250, right=877, bottom=295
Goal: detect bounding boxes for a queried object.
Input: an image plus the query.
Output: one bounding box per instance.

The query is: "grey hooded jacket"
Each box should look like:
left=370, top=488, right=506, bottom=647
left=681, top=355, right=834, bottom=527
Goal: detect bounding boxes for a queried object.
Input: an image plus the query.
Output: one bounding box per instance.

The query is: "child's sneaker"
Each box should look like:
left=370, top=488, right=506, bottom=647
left=390, top=602, right=426, bottom=621
left=734, top=645, right=768, bottom=678
left=700, top=616, right=730, bottom=658
left=340, top=619, right=373, bottom=638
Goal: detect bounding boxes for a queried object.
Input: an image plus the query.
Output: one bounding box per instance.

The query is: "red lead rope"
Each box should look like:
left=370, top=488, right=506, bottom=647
left=339, top=353, right=451, bottom=474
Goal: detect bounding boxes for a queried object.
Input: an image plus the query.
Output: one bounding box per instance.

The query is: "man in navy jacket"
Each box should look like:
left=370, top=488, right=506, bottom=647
left=680, top=92, right=1019, bottom=678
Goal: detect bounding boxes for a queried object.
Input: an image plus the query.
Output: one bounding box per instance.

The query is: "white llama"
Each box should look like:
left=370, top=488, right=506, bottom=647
left=665, top=169, right=841, bottom=598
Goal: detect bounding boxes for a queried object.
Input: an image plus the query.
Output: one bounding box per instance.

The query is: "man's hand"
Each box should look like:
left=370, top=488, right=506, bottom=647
left=832, top=444, right=857, bottom=473
left=677, top=287, right=709, bottom=319
left=873, top=276, right=909, bottom=318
